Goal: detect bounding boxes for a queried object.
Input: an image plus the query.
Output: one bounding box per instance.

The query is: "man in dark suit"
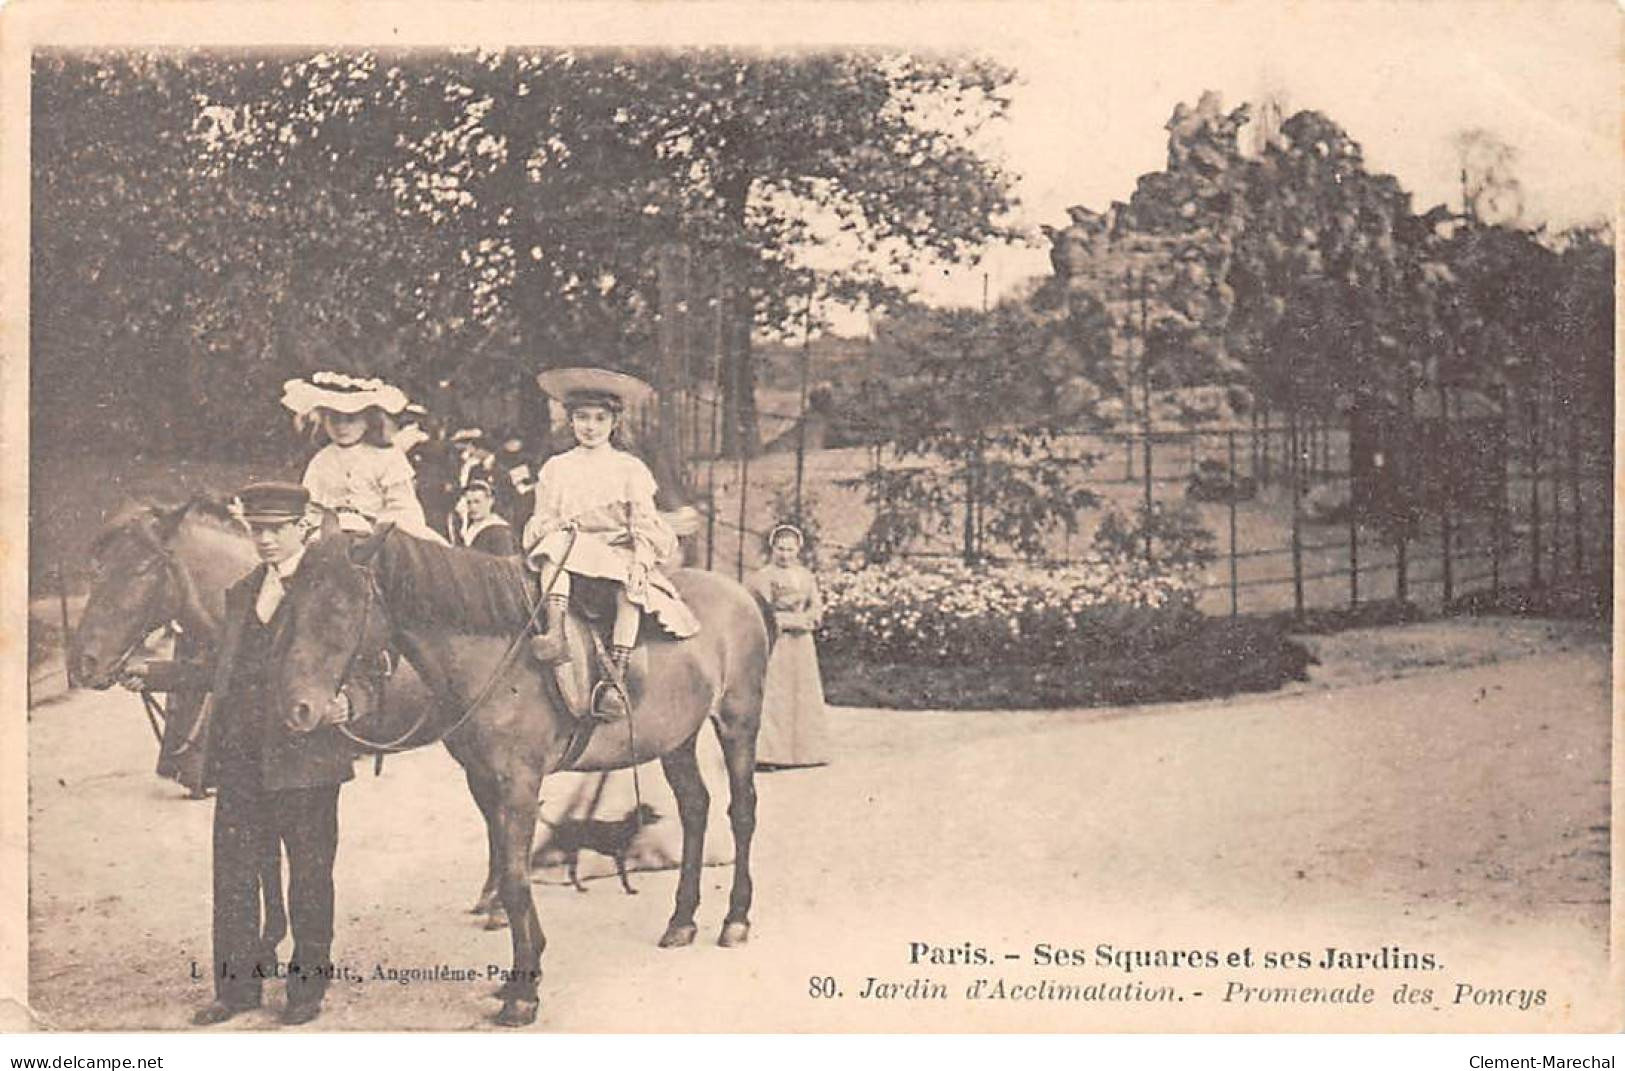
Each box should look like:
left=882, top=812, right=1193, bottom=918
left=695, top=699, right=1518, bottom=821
left=191, top=482, right=359, bottom=1027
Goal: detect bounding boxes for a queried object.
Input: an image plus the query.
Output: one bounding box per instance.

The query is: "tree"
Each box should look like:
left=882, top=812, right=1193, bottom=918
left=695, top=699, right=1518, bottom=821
left=32, top=52, right=472, bottom=455
left=197, top=48, right=1021, bottom=454
left=843, top=302, right=1099, bottom=564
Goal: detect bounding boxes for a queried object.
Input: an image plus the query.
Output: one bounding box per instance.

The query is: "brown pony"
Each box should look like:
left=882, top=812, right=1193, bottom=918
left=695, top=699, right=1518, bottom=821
left=269, top=524, right=770, bottom=1027
left=68, top=499, right=289, bottom=948
left=68, top=499, right=524, bottom=926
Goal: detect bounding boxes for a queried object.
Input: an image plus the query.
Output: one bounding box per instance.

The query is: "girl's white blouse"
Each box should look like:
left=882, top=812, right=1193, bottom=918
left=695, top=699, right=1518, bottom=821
left=302, top=442, right=429, bottom=531
left=526, top=445, right=675, bottom=563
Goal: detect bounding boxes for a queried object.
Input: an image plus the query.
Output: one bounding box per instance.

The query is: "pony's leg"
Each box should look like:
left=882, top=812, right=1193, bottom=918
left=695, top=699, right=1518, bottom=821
left=713, top=715, right=759, bottom=947
left=464, top=769, right=506, bottom=928
left=493, top=773, right=545, bottom=1028
left=656, top=733, right=708, bottom=949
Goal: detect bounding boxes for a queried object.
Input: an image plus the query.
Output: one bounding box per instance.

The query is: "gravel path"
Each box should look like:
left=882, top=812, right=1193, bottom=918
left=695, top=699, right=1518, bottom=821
left=23, top=620, right=1615, bottom=1032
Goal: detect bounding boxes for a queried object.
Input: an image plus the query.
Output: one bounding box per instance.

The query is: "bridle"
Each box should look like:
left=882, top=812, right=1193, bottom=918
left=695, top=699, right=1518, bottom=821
left=323, top=527, right=569, bottom=755
left=88, top=515, right=211, bottom=747
left=88, top=521, right=190, bottom=677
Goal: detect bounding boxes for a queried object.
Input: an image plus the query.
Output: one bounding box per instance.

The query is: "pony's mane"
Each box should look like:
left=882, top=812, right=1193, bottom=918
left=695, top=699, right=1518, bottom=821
left=177, top=494, right=247, bottom=533
left=370, top=529, right=534, bottom=636
left=91, top=495, right=248, bottom=558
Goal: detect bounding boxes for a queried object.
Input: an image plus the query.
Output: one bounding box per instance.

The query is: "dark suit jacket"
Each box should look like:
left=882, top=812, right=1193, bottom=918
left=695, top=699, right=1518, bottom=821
left=201, top=564, right=358, bottom=793
left=468, top=519, right=519, bottom=558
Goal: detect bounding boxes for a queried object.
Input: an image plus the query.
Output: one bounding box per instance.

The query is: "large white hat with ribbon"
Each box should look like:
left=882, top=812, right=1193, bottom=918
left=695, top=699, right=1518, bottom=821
left=280, top=371, right=410, bottom=416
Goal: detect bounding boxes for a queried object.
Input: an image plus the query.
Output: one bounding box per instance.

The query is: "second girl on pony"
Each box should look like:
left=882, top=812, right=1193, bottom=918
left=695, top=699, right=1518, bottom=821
left=523, top=368, right=700, bottom=720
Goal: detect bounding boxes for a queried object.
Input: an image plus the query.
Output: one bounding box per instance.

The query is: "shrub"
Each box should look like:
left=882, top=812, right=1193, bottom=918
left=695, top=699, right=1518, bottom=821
left=1090, top=501, right=1217, bottom=582
left=820, top=616, right=1314, bottom=709
left=817, top=556, right=1200, bottom=667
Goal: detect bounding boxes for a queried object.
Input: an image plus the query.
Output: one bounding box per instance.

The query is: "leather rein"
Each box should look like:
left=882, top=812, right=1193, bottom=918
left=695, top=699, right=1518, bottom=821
left=328, top=526, right=578, bottom=757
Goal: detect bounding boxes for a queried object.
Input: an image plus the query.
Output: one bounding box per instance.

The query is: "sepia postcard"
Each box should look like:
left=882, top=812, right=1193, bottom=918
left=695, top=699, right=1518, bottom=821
left=0, top=0, right=1619, bottom=1040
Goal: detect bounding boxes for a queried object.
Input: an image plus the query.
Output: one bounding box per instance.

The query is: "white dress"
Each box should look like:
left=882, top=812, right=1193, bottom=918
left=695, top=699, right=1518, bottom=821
left=302, top=442, right=444, bottom=543
left=523, top=445, right=698, bottom=637
left=747, top=564, right=830, bottom=767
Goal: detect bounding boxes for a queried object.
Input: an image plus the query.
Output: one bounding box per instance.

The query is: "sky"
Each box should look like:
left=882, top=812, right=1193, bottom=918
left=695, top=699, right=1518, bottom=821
left=859, top=0, right=1619, bottom=319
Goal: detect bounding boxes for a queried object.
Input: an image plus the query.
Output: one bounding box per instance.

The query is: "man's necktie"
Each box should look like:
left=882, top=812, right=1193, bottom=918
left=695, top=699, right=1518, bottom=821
left=255, top=569, right=284, bottom=624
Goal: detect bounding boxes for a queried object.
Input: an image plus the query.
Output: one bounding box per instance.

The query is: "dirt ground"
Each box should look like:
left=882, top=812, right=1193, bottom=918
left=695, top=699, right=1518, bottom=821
left=20, top=616, right=1616, bottom=1033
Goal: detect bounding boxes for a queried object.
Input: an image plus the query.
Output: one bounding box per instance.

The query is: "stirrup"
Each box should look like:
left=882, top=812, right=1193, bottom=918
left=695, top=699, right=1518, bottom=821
left=589, top=679, right=629, bottom=722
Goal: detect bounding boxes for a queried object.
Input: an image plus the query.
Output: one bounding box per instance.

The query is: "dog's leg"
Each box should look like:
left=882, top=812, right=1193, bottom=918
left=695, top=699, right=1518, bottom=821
left=616, top=851, right=637, bottom=895
left=567, top=852, right=587, bottom=893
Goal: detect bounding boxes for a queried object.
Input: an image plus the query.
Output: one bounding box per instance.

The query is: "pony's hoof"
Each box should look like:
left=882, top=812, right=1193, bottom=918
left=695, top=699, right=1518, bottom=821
left=471, top=895, right=498, bottom=915
left=718, top=920, right=750, bottom=947
left=493, top=977, right=535, bottom=1002
left=658, top=922, right=698, bottom=948
left=483, top=910, right=509, bottom=931
left=494, top=998, right=539, bottom=1028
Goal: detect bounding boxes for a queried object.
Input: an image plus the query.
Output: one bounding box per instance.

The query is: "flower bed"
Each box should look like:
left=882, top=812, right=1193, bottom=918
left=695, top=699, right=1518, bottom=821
left=816, top=557, right=1201, bottom=668
left=814, top=556, right=1313, bottom=709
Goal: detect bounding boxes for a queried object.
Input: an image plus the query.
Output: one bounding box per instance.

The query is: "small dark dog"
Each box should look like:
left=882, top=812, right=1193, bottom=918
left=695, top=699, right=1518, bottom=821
left=534, top=803, right=662, bottom=895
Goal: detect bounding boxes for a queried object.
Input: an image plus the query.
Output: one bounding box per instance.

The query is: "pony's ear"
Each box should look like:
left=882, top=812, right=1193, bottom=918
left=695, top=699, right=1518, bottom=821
left=307, top=506, right=341, bottom=543
left=349, top=522, right=393, bottom=564
left=151, top=500, right=193, bottom=540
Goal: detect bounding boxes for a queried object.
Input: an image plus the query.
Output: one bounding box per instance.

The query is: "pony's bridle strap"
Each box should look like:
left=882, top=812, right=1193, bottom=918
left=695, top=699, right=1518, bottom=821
left=333, top=527, right=573, bottom=756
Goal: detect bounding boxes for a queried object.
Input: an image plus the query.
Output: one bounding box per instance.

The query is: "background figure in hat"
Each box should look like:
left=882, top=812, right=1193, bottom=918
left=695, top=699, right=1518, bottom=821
left=524, top=368, right=700, bottom=720
left=280, top=372, right=443, bottom=544
left=191, top=482, right=360, bottom=1027
left=746, top=524, right=830, bottom=769
left=455, top=478, right=518, bottom=557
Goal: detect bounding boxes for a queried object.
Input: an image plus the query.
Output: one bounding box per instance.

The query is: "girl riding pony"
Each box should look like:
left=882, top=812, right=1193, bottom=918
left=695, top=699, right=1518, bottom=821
left=280, top=372, right=442, bottom=543
left=523, top=368, right=699, bottom=720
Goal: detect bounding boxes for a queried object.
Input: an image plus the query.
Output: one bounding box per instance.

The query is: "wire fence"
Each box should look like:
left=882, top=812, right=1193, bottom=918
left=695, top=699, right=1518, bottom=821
left=681, top=396, right=1612, bottom=621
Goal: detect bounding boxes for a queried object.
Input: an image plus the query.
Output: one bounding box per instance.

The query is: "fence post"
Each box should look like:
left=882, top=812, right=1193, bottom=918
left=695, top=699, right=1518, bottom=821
left=794, top=286, right=814, bottom=523
left=1227, top=430, right=1239, bottom=618
left=1259, top=409, right=1271, bottom=483
left=1142, top=432, right=1155, bottom=562
left=1289, top=410, right=1304, bottom=620
left=736, top=450, right=750, bottom=582
left=1439, top=386, right=1454, bottom=606
left=1348, top=509, right=1359, bottom=609
left=1529, top=381, right=1542, bottom=589
left=1396, top=533, right=1408, bottom=603
left=1492, top=383, right=1507, bottom=601
left=1250, top=408, right=1260, bottom=484
left=57, top=562, right=74, bottom=689
left=1569, top=402, right=1583, bottom=577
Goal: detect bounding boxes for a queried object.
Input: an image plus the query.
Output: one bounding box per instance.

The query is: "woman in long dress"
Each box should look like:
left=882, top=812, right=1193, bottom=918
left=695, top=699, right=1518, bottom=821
left=747, top=524, right=829, bottom=769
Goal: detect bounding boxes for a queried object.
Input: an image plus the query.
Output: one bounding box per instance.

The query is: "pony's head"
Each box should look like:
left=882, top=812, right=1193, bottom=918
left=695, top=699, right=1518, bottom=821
left=271, top=523, right=395, bottom=735
left=70, top=503, right=191, bottom=689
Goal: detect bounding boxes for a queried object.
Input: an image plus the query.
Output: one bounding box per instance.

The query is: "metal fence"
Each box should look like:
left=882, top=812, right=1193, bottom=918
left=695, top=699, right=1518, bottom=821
left=678, top=393, right=1611, bottom=621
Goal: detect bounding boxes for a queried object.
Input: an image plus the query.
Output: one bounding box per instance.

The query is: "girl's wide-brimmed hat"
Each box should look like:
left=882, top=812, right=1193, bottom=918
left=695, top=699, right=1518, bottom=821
left=535, top=367, right=655, bottom=414
left=281, top=371, right=410, bottom=417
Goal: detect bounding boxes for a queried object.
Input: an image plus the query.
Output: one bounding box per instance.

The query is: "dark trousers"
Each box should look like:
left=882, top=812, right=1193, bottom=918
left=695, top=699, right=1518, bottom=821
left=212, top=781, right=341, bottom=1009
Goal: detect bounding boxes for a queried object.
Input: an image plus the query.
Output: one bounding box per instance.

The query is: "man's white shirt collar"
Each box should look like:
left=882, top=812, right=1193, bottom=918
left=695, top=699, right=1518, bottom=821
left=272, top=546, right=306, bottom=579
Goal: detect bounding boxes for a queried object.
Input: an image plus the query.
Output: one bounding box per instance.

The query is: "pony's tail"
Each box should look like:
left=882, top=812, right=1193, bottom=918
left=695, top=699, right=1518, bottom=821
left=749, top=587, right=779, bottom=653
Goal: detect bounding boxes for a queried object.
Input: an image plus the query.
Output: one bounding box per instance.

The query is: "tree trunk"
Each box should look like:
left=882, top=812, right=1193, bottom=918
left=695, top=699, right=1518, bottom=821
left=715, top=171, right=759, bottom=458
left=716, top=262, right=762, bottom=458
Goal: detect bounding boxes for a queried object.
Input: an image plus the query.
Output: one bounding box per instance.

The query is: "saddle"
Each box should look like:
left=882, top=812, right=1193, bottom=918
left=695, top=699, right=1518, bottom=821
left=548, top=587, right=649, bottom=722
